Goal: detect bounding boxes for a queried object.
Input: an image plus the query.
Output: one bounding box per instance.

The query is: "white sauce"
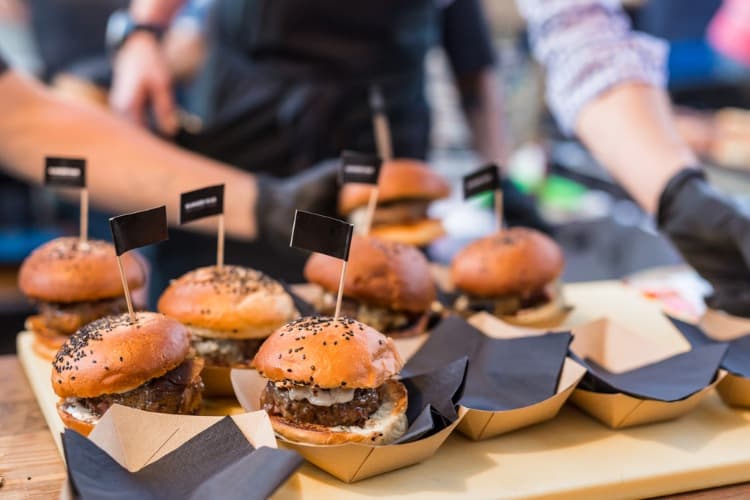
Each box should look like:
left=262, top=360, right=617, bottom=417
left=62, top=398, right=99, bottom=423
left=284, top=385, right=355, bottom=406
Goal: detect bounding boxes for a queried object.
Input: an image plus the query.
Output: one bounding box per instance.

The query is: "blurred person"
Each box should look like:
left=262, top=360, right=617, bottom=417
left=109, top=0, right=750, bottom=315
left=0, top=56, right=339, bottom=290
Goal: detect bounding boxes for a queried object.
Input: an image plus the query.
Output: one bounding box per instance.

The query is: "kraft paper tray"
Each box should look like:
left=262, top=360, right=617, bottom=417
left=16, top=280, right=750, bottom=498
left=700, top=308, right=750, bottom=408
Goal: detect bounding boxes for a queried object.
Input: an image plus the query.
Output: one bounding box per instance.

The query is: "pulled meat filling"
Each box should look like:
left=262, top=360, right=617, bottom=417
left=32, top=296, right=135, bottom=336
left=63, top=358, right=204, bottom=419
left=190, top=336, right=263, bottom=367
left=320, top=293, right=419, bottom=333
left=261, top=382, right=381, bottom=427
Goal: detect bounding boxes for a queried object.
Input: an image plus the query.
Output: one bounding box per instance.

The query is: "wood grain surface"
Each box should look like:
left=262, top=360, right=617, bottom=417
left=2, top=346, right=750, bottom=499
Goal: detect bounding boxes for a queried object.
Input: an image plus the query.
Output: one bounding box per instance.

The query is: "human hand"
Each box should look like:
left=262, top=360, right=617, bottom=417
left=109, top=31, right=178, bottom=135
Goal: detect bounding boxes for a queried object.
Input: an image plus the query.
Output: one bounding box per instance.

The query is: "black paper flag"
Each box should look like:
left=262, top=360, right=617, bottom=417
left=45, top=157, right=86, bottom=188
left=290, top=210, right=353, bottom=261
left=180, top=184, right=224, bottom=224
left=109, top=206, right=168, bottom=256
left=463, top=164, right=500, bottom=199
left=339, top=150, right=382, bottom=185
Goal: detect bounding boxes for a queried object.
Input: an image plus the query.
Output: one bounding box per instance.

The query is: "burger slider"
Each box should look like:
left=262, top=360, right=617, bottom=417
left=339, top=159, right=450, bottom=246
left=451, top=228, right=566, bottom=326
left=158, top=266, right=298, bottom=368
left=254, top=316, right=407, bottom=445
left=304, top=235, right=436, bottom=337
left=19, top=237, right=145, bottom=360
left=52, top=312, right=204, bottom=436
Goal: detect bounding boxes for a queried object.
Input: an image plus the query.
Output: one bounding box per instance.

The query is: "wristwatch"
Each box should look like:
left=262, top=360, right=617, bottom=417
left=106, top=9, right=166, bottom=52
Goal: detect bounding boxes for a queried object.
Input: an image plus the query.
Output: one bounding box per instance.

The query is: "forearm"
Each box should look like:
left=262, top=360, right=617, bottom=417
left=576, top=83, right=696, bottom=213
left=130, top=0, right=185, bottom=24
left=0, top=73, right=258, bottom=240
left=460, top=69, right=507, bottom=166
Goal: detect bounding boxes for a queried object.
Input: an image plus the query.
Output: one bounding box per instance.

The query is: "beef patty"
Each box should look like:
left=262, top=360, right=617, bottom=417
left=62, top=357, right=204, bottom=418
left=32, top=296, right=136, bottom=336
left=261, top=382, right=382, bottom=427
left=190, top=336, right=263, bottom=367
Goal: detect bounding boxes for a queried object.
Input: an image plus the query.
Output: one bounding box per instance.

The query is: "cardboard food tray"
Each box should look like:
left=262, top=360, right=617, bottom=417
left=231, top=367, right=467, bottom=483
left=16, top=281, right=750, bottom=498
left=458, top=313, right=586, bottom=440
left=699, top=309, right=750, bottom=407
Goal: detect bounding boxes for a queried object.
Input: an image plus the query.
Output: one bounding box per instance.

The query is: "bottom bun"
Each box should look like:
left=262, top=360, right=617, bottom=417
left=56, top=400, right=96, bottom=436
left=370, top=219, right=445, bottom=247
left=33, top=337, right=64, bottom=361
left=501, top=293, right=569, bottom=328
left=270, top=380, right=408, bottom=445
left=200, top=365, right=237, bottom=397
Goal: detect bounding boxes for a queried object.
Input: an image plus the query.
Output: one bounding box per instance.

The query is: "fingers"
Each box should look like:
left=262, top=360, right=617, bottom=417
left=150, top=75, right=179, bottom=136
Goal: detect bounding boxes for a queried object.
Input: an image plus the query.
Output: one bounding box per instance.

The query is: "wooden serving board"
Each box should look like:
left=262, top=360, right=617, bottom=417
left=17, top=281, right=750, bottom=499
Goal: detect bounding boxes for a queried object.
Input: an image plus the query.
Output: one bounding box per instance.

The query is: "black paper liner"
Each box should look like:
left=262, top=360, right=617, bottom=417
left=570, top=342, right=727, bottom=402
left=671, top=317, right=750, bottom=378
left=402, top=316, right=571, bottom=411
left=63, top=417, right=303, bottom=500
left=394, top=357, right=467, bottom=444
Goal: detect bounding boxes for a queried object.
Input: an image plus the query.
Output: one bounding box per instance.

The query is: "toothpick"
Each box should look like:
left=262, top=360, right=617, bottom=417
left=116, top=255, right=136, bottom=323
left=363, top=187, right=379, bottom=236
left=334, top=260, right=348, bottom=319
left=217, top=214, right=225, bottom=270
left=80, top=189, right=89, bottom=244
left=495, top=189, right=503, bottom=232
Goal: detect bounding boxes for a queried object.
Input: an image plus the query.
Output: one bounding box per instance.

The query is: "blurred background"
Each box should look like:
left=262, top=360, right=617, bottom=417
left=1, top=0, right=750, bottom=352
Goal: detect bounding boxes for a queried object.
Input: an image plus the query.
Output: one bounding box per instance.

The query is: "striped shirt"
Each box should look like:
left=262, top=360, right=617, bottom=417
left=517, top=0, right=668, bottom=134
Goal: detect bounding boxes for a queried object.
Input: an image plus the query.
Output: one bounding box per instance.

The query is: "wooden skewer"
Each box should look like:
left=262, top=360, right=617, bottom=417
left=217, top=214, right=225, bottom=270
left=80, top=189, right=89, bottom=244
left=116, top=255, right=136, bottom=323
left=363, top=187, right=379, bottom=236
left=334, top=260, right=348, bottom=319
left=495, top=189, right=503, bottom=232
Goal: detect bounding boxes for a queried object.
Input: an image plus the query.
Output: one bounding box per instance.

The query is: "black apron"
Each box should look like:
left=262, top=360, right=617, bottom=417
left=153, top=0, right=440, bottom=303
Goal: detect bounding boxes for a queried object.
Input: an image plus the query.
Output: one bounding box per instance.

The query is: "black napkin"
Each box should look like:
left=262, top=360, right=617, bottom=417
left=570, top=342, right=727, bottom=402
left=671, top=317, right=750, bottom=378
left=63, top=417, right=303, bottom=500
left=279, top=280, right=318, bottom=317
left=393, top=357, right=467, bottom=444
left=403, top=316, right=571, bottom=411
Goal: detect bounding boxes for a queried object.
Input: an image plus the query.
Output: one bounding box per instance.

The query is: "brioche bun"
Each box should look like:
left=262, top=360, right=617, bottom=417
left=19, top=237, right=144, bottom=303
left=254, top=316, right=403, bottom=389
left=369, top=219, right=446, bottom=247
left=56, top=401, right=95, bottom=436
left=452, top=228, right=563, bottom=297
left=270, top=379, right=408, bottom=445
left=304, top=235, right=436, bottom=313
left=157, top=265, right=298, bottom=339
left=52, top=312, right=190, bottom=398
left=339, top=159, right=450, bottom=215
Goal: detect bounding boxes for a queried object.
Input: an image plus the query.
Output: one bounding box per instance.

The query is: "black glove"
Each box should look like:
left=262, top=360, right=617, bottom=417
left=255, top=160, right=340, bottom=248
left=500, top=178, right=552, bottom=234
left=657, top=168, right=750, bottom=316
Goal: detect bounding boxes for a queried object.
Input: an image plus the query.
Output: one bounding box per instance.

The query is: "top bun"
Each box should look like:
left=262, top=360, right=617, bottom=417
left=157, top=266, right=298, bottom=338
left=19, top=237, right=144, bottom=303
left=254, top=316, right=402, bottom=389
left=52, top=312, right=190, bottom=398
left=304, top=235, right=436, bottom=312
left=452, top=228, right=564, bottom=297
left=339, top=159, right=450, bottom=215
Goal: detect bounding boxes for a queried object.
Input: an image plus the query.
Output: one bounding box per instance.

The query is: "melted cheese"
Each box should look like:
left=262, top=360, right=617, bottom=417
left=62, top=398, right=100, bottom=423
left=284, top=385, right=355, bottom=406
